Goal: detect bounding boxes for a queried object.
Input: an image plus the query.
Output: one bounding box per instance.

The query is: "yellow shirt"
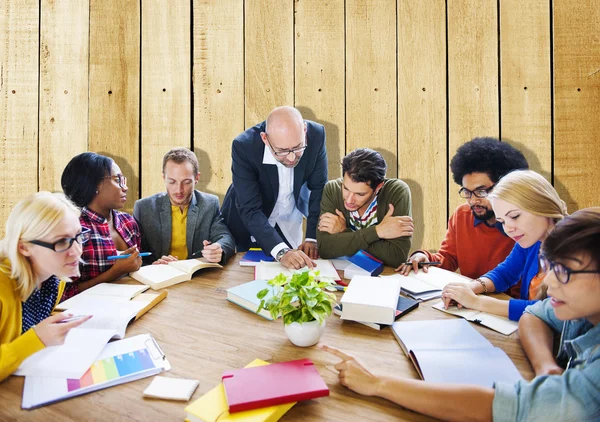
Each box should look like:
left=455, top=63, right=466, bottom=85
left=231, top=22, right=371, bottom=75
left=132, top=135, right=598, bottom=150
left=169, top=205, right=189, bottom=260
left=0, top=260, right=65, bottom=381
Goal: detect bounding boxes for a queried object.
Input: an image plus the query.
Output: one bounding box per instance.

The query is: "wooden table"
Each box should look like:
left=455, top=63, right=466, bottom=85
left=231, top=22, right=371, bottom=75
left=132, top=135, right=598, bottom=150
left=0, top=254, right=534, bottom=421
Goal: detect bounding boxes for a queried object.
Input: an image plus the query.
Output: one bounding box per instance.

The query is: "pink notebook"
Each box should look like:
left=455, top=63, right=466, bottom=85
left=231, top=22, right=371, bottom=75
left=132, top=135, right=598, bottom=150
left=222, top=358, right=329, bottom=413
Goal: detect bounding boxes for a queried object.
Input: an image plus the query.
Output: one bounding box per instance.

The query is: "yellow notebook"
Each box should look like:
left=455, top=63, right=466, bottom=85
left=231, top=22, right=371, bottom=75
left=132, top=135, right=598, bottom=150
left=184, top=359, right=295, bottom=422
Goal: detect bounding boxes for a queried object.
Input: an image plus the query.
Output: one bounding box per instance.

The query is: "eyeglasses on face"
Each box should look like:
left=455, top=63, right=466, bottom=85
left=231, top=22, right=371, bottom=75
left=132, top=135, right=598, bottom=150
left=29, top=228, right=91, bottom=252
left=458, top=184, right=495, bottom=199
left=103, top=174, right=127, bottom=189
left=265, top=133, right=307, bottom=157
left=539, top=254, right=600, bottom=284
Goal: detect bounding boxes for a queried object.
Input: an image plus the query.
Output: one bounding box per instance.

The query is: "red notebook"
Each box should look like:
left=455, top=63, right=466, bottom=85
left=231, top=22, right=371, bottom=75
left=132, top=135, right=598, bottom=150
left=222, top=358, right=329, bottom=413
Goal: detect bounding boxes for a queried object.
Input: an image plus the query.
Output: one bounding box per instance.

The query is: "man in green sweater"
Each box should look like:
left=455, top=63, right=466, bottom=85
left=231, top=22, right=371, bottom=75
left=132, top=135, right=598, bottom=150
left=316, top=148, right=413, bottom=267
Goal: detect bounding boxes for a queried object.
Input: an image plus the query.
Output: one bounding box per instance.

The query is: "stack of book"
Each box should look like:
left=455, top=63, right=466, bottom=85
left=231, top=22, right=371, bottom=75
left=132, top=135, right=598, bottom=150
left=333, top=296, right=418, bottom=330
left=339, top=276, right=402, bottom=325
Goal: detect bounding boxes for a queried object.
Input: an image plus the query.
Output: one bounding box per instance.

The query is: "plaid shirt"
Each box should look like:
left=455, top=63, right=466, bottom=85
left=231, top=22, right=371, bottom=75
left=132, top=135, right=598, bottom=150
left=62, top=207, right=141, bottom=300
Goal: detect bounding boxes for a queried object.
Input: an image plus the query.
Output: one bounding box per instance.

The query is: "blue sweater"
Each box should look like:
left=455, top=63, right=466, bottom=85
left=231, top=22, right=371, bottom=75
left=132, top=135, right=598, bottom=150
left=482, top=241, right=541, bottom=321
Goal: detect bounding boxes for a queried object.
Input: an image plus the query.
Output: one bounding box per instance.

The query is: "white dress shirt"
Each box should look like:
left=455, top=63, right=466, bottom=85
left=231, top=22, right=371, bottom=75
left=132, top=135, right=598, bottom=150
left=257, top=146, right=305, bottom=258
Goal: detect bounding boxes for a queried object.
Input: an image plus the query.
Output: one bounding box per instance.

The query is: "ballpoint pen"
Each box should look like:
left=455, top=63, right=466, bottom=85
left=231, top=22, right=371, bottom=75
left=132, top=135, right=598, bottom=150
left=107, top=252, right=152, bottom=260
left=404, top=261, right=441, bottom=268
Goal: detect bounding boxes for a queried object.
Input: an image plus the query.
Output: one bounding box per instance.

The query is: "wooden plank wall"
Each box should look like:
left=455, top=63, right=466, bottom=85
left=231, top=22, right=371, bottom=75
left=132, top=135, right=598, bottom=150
left=397, top=0, right=447, bottom=257
left=88, top=0, right=140, bottom=213
left=141, top=0, right=191, bottom=197
left=193, top=0, right=244, bottom=198
left=1, top=0, right=39, bottom=231
left=39, top=0, right=88, bottom=192
left=294, top=0, right=345, bottom=180
left=346, top=0, right=397, bottom=177
left=500, top=0, right=552, bottom=179
left=553, top=0, right=600, bottom=213
left=1, top=0, right=598, bottom=250
left=447, top=0, right=499, bottom=214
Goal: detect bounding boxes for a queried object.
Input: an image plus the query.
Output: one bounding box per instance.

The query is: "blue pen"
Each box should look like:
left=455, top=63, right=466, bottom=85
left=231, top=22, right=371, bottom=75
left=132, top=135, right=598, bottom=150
left=107, top=252, right=152, bottom=260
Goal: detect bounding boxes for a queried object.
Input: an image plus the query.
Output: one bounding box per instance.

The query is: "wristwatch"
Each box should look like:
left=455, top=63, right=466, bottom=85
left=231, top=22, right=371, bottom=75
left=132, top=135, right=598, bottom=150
left=275, top=248, right=291, bottom=262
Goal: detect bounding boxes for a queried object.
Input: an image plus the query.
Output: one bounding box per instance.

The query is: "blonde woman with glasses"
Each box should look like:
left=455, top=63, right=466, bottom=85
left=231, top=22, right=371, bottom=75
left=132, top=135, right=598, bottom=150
left=441, top=170, right=568, bottom=321
left=0, top=192, right=92, bottom=381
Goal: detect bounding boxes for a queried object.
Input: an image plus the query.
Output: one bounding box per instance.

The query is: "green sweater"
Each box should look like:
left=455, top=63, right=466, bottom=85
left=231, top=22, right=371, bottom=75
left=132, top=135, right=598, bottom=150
left=316, top=178, right=412, bottom=267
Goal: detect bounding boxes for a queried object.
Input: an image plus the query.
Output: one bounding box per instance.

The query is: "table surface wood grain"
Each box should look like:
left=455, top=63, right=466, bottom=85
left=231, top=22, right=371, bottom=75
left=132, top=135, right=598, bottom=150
left=0, top=254, right=534, bottom=421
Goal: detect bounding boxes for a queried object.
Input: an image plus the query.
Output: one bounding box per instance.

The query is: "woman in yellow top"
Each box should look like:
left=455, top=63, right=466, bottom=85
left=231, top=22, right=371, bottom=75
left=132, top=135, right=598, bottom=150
left=0, top=191, right=92, bottom=382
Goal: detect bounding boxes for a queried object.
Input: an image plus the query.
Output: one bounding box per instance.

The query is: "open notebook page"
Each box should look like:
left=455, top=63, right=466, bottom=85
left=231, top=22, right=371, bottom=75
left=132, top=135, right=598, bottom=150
left=15, top=328, right=116, bottom=378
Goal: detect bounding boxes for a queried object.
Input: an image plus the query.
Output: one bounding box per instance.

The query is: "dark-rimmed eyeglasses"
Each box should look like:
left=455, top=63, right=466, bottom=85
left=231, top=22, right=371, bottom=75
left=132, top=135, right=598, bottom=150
left=103, top=174, right=127, bottom=189
left=29, top=228, right=91, bottom=252
left=265, top=133, right=307, bottom=157
left=539, top=254, right=600, bottom=284
left=458, top=184, right=495, bottom=199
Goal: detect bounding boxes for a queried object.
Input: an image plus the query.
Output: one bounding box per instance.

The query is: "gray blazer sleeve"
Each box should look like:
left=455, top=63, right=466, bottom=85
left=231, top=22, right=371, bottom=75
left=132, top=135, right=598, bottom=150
left=189, top=191, right=236, bottom=265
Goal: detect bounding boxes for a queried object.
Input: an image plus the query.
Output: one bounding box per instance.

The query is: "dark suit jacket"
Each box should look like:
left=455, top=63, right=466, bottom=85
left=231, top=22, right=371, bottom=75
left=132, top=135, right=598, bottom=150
left=133, top=190, right=235, bottom=265
left=221, top=120, right=328, bottom=254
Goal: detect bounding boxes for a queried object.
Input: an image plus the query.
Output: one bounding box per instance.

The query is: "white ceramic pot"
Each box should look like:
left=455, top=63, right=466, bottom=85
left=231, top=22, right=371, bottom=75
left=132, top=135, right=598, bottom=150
left=284, top=319, right=326, bottom=347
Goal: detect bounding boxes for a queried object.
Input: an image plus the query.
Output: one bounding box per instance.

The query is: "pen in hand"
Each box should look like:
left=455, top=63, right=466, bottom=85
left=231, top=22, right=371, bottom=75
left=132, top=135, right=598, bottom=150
left=57, top=315, right=90, bottom=324
left=404, top=261, right=441, bottom=268
left=107, top=252, right=152, bottom=260
left=190, top=236, right=225, bottom=258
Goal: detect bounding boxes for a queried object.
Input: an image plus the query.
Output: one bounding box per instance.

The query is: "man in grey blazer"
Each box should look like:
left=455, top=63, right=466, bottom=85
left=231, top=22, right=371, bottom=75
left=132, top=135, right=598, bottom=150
left=133, top=147, right=235, bottom=265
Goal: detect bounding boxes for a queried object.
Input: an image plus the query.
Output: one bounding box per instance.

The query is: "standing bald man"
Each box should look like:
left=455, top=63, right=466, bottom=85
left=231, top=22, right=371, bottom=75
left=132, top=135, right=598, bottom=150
left=221, top=106, right=328, bottom=270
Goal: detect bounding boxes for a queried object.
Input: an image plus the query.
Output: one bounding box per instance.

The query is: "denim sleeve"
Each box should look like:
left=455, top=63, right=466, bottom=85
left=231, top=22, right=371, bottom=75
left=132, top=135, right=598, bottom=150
left=508, top=299, right=539, bottom=321
left=493, top=358, right=600, bottom=422
left=483, top=245, right=525, bottom=293
left=524, top=298, right=564, bottom=333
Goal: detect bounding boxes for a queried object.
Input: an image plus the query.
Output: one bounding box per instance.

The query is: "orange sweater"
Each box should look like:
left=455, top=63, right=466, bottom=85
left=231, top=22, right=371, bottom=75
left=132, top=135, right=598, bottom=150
left=417, top=203, right=515, bottom=279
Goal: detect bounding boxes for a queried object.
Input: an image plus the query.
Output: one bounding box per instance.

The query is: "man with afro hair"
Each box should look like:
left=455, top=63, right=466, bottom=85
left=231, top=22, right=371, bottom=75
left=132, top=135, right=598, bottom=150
left=396, top=137, right=528, bottom=279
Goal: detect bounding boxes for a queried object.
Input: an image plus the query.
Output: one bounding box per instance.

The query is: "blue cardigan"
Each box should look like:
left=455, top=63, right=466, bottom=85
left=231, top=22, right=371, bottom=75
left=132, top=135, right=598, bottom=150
left=482, top=241, right=541, bottom=321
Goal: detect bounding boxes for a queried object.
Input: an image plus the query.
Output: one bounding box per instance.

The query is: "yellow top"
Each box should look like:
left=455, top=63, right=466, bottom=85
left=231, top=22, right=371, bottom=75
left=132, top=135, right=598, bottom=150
left=0, top=260, right=65, bottom=381
left=169, top=205, right=189, bottom=260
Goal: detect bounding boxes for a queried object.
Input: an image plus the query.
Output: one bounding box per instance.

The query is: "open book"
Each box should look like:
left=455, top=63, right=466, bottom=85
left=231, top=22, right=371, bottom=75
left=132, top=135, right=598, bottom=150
left=432, top=301, right=518, bottom=335
left=130, top=258, right=222, bottom=290
left=17, top=290, right=158, bottom=379
left=254, top=259, right=341, bottom=282
left=56, top=282, right=167, bottom=321
left=382, top=267, right=470, bottom=301
left=392, top=319, right=522, bottom=387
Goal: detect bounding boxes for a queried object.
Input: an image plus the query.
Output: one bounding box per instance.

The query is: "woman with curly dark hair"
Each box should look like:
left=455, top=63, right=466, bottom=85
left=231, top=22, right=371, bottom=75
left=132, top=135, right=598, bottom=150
left=60, top=152, right=142, bottom=299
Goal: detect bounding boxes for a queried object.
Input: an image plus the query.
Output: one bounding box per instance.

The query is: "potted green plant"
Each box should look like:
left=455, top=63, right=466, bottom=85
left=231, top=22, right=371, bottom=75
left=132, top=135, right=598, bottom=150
left=256, top=269, right=337, bottom=347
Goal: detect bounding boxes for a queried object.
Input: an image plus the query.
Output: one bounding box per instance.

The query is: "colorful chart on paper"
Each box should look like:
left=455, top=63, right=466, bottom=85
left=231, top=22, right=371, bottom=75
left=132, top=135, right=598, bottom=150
left=66, top=348, right=155, bottom=392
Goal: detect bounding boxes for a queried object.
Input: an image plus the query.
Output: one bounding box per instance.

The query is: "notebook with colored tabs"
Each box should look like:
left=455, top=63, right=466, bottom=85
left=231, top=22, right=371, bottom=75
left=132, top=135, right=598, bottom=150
left=222, top=358, right=329, bottom=413
left=21, top=334, right=169, bottom=409
left=185, top=359, right=295, bottom=422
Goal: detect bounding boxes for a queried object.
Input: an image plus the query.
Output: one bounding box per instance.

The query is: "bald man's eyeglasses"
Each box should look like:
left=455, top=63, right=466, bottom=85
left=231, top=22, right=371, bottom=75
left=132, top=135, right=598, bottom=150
left=265, top=133, right=307, bottom=157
